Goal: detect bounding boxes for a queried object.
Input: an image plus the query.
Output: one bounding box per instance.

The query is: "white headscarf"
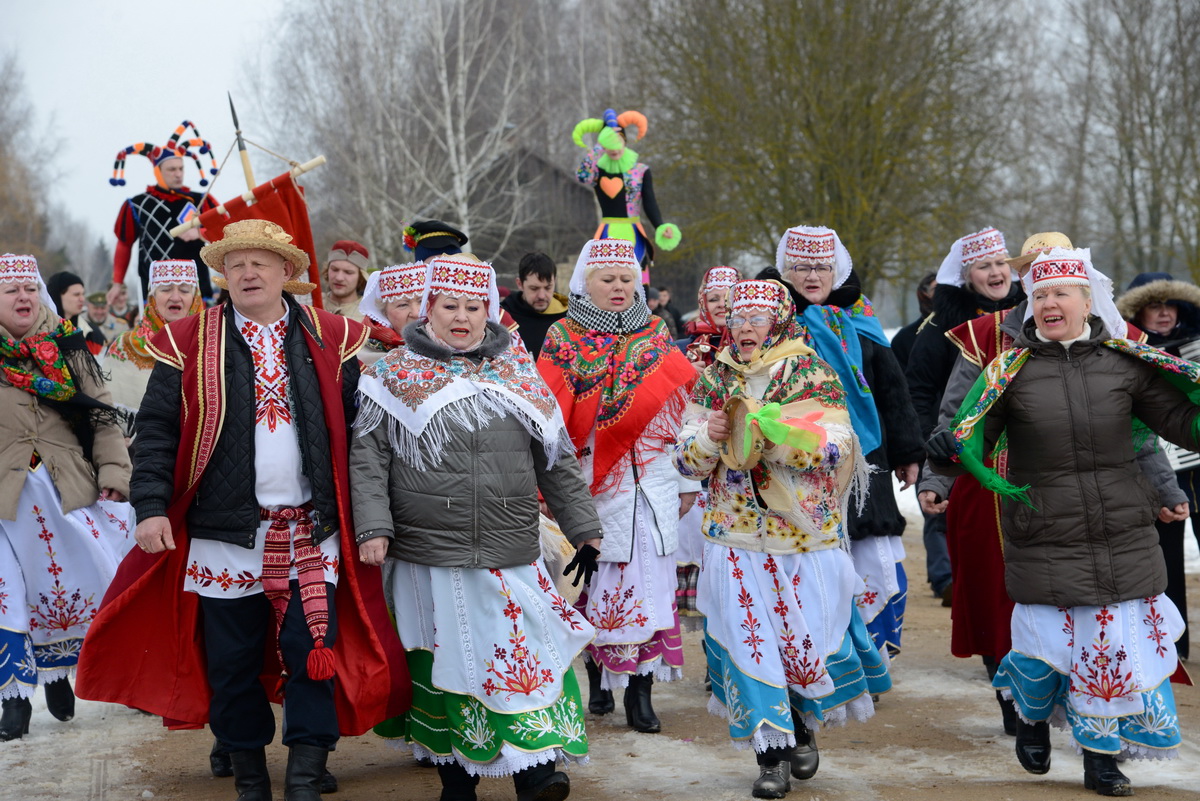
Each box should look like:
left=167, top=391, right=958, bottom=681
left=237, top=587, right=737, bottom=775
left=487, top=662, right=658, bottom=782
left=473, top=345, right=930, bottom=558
left=935, top=228, right=1011, bottom=288
left=568, top=238, right=645, bottom=300
left=0, top=254, right=57, bottom=313
left=1021, top=247, right=1126, bottom=340
left=775, top=225, right=853, bottom=289
left=418, top=255, right=501, bottom=323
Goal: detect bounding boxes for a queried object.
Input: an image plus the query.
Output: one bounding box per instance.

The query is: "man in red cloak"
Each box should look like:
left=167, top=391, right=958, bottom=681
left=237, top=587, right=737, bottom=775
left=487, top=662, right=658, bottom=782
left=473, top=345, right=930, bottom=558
left=77, top=220, right=408, bottom=801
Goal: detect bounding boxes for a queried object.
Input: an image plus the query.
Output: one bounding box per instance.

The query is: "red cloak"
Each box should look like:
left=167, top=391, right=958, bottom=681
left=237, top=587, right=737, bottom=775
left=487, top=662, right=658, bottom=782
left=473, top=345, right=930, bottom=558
left=76, top=304, right=411, bottom=732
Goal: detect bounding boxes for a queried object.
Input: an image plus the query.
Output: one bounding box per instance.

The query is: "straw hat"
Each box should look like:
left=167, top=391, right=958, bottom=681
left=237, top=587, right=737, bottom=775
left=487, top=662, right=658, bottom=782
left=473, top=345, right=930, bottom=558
left=1006, top=232, right=1073, bottom=271
left=200, top=219, right=316, bottom=294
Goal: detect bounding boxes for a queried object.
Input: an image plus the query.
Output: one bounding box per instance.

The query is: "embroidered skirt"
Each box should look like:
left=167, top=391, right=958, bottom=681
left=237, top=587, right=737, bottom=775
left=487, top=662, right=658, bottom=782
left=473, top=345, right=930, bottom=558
left=850, top=535, right=907, bottom=657
left=580, top=493, right=684, bottom=688
left=992, top=595, right=1184, bottom=759
left=675, top=491, right=706, bottom=629
left=698, top=541, right=891, bottom=752
left=376, top=558, right=594, bottom=777
left=0, top=467, right=134, bottom=699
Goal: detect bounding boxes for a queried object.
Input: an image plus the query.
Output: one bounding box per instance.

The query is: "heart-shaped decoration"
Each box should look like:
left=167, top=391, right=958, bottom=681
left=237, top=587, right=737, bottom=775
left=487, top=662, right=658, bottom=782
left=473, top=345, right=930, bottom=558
left=599, top=176, right=624, bottom=199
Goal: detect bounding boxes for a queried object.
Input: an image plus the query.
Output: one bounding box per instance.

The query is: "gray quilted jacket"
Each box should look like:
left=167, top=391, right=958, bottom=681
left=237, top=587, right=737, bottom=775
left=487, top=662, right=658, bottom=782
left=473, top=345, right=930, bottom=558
left=350, top=322, right=602, bottom=568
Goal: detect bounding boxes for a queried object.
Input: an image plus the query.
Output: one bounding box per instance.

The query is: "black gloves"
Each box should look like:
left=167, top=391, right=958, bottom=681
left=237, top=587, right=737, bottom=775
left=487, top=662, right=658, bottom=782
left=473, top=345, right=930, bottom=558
left=926, top=429, right=960, bottom=463
left=563, top=544, right=601, bottom=587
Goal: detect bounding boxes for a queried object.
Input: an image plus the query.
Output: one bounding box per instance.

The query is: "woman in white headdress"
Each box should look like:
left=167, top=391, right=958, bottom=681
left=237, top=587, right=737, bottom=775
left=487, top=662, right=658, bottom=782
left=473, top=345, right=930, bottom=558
left=352, top=254, right=602, bottom=801
left=929, top=247, right=1200, bottom=797
left=356, top=261, right=426, bottom=366
left=0, top=253, right=133, bottom=741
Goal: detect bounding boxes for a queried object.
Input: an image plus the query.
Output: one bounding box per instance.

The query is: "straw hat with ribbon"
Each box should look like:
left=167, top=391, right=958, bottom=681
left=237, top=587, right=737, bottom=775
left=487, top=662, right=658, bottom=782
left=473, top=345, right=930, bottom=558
left=200, top=219, right=316, bottom=294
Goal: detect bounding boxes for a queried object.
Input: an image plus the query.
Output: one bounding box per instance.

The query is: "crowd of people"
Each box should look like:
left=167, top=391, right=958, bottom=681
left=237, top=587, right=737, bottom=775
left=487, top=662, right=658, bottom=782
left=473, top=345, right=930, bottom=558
left=1, top=135, right=1197, bottom=801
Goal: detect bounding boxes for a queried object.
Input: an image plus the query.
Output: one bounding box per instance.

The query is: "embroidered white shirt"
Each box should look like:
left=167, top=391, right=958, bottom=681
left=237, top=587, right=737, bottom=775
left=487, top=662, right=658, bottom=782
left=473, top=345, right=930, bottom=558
left=185, top=305, right=340, bottom=597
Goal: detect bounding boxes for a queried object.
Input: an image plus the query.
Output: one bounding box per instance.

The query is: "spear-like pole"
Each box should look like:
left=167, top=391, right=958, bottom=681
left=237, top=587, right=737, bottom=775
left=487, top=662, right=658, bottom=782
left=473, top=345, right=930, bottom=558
left=229, top=92, right=256, bottom=192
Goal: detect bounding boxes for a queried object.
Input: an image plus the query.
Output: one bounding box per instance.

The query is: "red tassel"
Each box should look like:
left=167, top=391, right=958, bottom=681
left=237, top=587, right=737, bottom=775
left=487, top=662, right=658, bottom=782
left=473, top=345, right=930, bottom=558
left=307, top=642, right=336, bottom=681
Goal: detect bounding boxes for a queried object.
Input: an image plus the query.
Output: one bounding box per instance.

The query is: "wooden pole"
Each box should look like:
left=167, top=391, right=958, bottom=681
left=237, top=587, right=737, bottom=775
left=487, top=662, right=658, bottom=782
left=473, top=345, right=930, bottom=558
left=229, top=93, right=256, bottom=192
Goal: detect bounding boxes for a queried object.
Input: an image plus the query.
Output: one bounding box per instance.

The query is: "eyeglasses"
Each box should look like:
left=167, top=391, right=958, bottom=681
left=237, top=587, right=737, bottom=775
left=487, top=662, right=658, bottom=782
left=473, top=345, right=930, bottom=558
left=786, top=264, right=833, bottom=275
left=729, top=315, right=773, bottom=328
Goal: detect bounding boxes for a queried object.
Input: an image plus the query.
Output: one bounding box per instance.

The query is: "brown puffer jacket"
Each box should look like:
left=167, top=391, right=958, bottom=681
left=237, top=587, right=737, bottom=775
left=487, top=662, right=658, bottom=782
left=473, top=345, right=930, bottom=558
left=986, top=319, right=1200, bottom=607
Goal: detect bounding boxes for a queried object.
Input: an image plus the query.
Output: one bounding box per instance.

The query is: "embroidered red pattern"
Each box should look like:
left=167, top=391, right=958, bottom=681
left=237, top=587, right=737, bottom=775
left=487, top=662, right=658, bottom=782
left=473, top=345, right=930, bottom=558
left=28, top=506, right=98, bottom=633
left=481, top=569, right=554, bottom=699
left=1070, top=604, right=1133, bottom=703
left=240, top=318, right=292, bottom=431
left=592, top=563, right=649, bottom=631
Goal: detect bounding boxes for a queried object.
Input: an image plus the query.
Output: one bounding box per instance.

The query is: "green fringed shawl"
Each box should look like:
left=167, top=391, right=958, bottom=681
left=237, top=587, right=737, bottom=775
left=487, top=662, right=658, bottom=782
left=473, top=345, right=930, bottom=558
left=950, top=338, right=1200, bottom=508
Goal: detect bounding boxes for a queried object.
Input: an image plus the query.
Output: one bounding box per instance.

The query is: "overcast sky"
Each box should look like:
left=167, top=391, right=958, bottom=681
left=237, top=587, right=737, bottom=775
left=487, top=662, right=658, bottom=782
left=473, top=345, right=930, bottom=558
left=3, top=1, right=289, bottom=249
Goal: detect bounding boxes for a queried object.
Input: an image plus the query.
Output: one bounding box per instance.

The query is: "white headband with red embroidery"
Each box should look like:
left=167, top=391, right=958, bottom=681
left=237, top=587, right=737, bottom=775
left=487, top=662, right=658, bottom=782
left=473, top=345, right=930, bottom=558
left=419, top=256, right=501, bottom=323
left=0, top=253, right=56, bottom=311
left=149, top=259, right=200, bottom=290
left=360, top=262, right=426, bottom=326
left=1021, top=247, right=1125, bottom=339
left=936, top=227, right=1011, bottom=287
left=776, top=225, right=853, bottom=288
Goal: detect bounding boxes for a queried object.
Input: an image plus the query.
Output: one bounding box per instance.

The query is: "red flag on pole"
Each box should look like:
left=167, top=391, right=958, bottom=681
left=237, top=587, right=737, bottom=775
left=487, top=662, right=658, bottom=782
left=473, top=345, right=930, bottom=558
left=196, top=171, right=325, bottom=308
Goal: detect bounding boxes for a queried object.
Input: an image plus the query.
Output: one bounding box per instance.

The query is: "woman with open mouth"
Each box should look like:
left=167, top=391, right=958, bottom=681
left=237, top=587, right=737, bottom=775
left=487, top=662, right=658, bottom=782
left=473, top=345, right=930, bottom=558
left=104, top=259, right=205, bottom=434
left=539, top=238, right=699, bottom=735
left=0, top=253, right=133, bottom=742
left=928, top=247, right=1200, bottom=797
left=352, top=253, right=602, bottom=801
left=674, top=278, right=887, bottom=797
left=759, top=226, right=923, bottom=667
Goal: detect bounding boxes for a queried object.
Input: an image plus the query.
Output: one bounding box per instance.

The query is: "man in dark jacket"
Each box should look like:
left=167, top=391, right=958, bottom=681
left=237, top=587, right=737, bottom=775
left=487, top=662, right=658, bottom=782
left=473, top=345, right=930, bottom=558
left=890, top=272, right=936, bottom=371
left=500, top=251, right=568, bottom=358
left=118, top=220, right=400, bottom=801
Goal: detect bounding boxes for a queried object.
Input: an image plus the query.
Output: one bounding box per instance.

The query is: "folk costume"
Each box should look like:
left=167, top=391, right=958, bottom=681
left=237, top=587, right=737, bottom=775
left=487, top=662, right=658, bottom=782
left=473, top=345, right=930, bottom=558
left=674, top=279, right=887, bottom=794
left=573, top=110, right=680, bottom=283
left=936, top=249, right=1200, bottom=792
left=538, top=239, right=698, bottom=732
left=764, top=226, right=924, bottom=658
left=0, top=254, right=133, bottom=741
left=904, top=229, right=1020, bottom=606
left=352, top=256, right=601, bottom=798
left=1117, top=271, right=1200, bottom=661
left=76, top=222, right=408, bottom=798
left=103, top=259, right=204, bottom=431
left=110, top=120, right=220, bottom=299
left=677, top=266, right=740, bottom=629
left=357, top=261, right=424, bottom=366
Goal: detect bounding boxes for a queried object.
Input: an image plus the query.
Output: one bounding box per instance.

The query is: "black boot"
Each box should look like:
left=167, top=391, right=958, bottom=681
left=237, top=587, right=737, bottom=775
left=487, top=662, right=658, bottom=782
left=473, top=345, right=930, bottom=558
left=752, top=747, right=792, bottom=799
left=284, top=744, right=329, bottom=801
left=623, top=674, right=661, bottom=733
left=790, top=718, right=819, bottom=780
left=210, top=738, right=234, bottom=778
left=318, top=765, right=338, bottom=794
left=1082, top=750, right=1133, bottom=797
left=230, top=748, right=271, bottom=801
left=996, top=692, right=1017, bottom=737
left=584, top=659, right=613, bottom=715
left=513, top=761, right=570, bottom=801
left=437, top=761, right=480, bottom=801
left=1014, top=718, right=1051, bottom=775
left=43, top=677, right=75, bottom=722
left=0, top=697, right=32, bottom=741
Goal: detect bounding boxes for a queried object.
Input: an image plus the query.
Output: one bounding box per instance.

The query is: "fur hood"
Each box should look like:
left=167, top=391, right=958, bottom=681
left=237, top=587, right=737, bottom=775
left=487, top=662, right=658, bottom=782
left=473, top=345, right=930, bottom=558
left=1115, top=278, right=1200, bottom=320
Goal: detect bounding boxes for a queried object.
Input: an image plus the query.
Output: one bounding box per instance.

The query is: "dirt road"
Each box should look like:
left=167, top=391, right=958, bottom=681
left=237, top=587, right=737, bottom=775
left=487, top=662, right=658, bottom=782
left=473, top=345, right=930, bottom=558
left=5, top=520, right=1197, bottom=801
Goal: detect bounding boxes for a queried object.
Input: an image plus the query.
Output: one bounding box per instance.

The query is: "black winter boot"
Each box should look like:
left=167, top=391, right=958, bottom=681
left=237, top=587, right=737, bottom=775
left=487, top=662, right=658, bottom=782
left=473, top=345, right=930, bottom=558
left=513, top=761, right=570, bottom=801
left=584, top=659, right=613, bottom=715
left=230, top=748, right=271, bottom=801
left=790, top=718, right=819, bottom=780
left=996, top=691, right=1017, bottom=737
left=752, top=747, right=792, bottom=799
left=1014, top=718, right=1051, bottom=775
left=43, top=677, right=75, bottom=721
left=623, top=674, right=661, bottom=733
left=0, top=697, right=32, bottom=741
left=1082, top=749, right=1133, bottom=796
left=284, top=743, right=328, bottom=801
left=210, top=738, right=234, bottom=778
left=437, top=761, right=480, bottom=801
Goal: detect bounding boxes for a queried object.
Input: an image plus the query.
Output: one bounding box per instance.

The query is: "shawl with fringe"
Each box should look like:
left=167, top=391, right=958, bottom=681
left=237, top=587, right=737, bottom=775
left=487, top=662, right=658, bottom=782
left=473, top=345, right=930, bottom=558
left=539, top=306, right=696, bottom=494
left=356, top=327, right=570, bottom=470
